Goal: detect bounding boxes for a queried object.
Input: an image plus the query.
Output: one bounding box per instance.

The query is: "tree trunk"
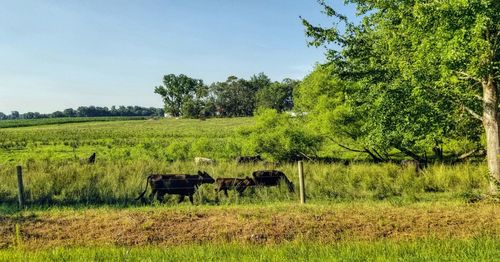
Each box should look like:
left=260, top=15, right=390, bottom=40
left=482, top=77, right=499, bottom=194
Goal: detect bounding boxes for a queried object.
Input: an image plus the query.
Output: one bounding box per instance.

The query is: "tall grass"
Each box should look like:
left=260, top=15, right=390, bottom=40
left=0, top=160, right=489, bottom=206
left=1, top=238, right=498, bottom=262
left=0, top=118, right=491, bottom=206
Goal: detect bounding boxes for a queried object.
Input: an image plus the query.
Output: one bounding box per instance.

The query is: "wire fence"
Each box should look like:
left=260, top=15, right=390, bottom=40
left=138, top=176, right=294, bottom=191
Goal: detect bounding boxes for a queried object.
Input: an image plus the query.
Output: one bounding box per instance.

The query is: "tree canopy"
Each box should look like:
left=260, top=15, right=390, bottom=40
left=300, top=0, right=499, bottom=192
left=154, top=73, right=299, bottom=118
left=154, top=74, right=205, bottom=117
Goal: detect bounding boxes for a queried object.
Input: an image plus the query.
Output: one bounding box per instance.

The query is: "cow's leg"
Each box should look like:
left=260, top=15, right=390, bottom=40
left=148, top=189, right=157, bottom=203
left=157, top=192, right=165, bottom=202
left=177, top=195, right=185, bottom=203
left=224, top=188, right=229, bottom=197
left=188, top=194, right=194, bottom=204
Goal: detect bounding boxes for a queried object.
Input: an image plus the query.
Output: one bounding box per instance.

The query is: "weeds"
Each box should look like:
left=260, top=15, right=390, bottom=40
left=0, top=118, right=491, bottom=206
left=0, top=160, right=490, bottom=206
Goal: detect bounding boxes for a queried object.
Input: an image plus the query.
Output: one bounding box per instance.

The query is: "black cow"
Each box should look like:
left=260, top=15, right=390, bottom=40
left=215, top=177, right=256, bottom=197
left=236, top=155, right=262, bottom=164
left=136, top=171, right=215, bottom=204
left=252, top=170, right=294, bottom=192
left=88, top=152, right=96, bottom=164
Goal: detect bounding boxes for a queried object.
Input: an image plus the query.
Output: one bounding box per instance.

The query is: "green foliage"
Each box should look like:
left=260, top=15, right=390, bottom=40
left=154, top=74, right=205, bottom=117
left=241, top=109, right=322, bottom=161
left=255, top=78, right=297, bottom=112
left=299, top=0, right=498, bottom=161
left=294, top=64, right=376, bottom=156
left=154, top=72, right=299, bottom=118
left=180, top=97, right=206, bottom=118
left=210, top=76, right=258, bottom=117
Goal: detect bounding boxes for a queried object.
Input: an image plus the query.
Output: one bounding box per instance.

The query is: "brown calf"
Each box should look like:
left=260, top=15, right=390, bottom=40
left=215, top=177, right=255, bottom=197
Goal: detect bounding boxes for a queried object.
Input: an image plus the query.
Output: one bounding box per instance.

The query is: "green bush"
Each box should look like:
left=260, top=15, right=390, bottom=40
left=241, top=109, right=322, bottom=161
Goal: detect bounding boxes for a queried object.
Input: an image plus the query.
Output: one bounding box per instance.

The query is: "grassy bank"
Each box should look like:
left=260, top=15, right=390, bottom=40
left=1, top=238, right=498, bottom=262
left=0, top=202, right=497, bottom=249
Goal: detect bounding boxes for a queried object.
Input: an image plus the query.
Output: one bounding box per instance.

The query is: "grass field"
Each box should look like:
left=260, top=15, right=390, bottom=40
left=0, top=117, right=254, bottom=163
left=0, top=117, right=491, bottom=205
left=0, top=160, right=491, bottom=205
left=0, top=116, right=149, bottom=129
left=2, top=238, right=498, bottom=262
left=0, top=117, right=498, bottom=261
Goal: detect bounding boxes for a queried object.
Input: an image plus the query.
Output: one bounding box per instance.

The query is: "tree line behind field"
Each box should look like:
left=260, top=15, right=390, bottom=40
left=0, top=72, right=296, bottom=121
left=154, top=73, right=298, bottom=118
left=0, top=106, right=164, bottom=120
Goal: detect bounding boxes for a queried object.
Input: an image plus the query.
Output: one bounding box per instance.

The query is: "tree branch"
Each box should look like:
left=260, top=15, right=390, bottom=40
left=462, top=105, right=483, bottom=121
left=395, top=146, right=423, bottom=162
left=364, top=148, right=384, bottom=163
left=457, top=71, right=482, bottom=83
left=336, top=143, right=366, bottom=153
left=372, top=148, right=387, bottom=161
left=453, top=149, right=486, bottom=163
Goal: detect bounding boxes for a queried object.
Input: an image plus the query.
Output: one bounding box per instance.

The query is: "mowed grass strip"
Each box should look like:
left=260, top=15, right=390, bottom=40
left=1, top=238, right=499, bottom=262
left=0, top=203, right=497, bottom=249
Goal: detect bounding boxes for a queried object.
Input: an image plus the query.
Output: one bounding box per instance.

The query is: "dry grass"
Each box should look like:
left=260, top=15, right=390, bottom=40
left=0, top=202, right=497, bottom=250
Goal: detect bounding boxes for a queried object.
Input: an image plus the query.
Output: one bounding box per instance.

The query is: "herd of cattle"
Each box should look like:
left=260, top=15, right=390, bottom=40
left=83, top=153, right=427, bottom=204
left=136, top=169, right=294, bottom=204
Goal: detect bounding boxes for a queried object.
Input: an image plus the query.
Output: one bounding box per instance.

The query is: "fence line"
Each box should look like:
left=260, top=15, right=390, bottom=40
left=298, top=161, right=306, bottom=204
left=16, top=166, right=25, bottom=209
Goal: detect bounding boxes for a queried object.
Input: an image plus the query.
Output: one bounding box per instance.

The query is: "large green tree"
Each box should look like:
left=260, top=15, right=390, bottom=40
left=302, top=0, right=499, bottom=193
left=210, top=76, right=257, bottom=117
left=295, top=64, right=389, bottom=162
left=154, top=74, right=205, bottom=117
left=256, top=78, right=298, bottom=112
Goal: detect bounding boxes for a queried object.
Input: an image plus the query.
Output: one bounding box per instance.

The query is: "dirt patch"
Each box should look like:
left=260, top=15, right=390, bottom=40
left=0, top=203, right=498, bottom=249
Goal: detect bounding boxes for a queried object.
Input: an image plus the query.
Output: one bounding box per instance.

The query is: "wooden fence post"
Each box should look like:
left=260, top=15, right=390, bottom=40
left=16, top=166, right=25, bottom=209
left=298, top=161, right=305, bottom=204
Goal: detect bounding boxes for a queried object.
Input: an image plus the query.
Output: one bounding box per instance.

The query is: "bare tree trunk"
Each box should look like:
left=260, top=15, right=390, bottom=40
left=482, top=77, right=499, bottom=194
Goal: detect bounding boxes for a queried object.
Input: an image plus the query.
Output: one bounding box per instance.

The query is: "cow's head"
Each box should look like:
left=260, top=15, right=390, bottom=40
left=197, top=171, right=215, bottom=184
left=244, top=176, right=255, bottom=186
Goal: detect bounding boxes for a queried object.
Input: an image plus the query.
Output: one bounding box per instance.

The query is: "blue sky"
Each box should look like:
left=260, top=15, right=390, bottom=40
left=0, top=0, right=356, bottom=113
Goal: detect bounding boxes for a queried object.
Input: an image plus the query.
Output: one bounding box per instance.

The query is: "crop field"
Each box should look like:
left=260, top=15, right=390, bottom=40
left=0, top=116, right=149, bottom=129
left=0, top=117, right=254, bottom=163
left=0, top=117, right=498, bottom=261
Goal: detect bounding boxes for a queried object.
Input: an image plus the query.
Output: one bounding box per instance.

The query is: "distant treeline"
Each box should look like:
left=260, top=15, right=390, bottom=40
left=0, top=106, right=164, bottom=120
left=154, top=73, right=299, bottom=118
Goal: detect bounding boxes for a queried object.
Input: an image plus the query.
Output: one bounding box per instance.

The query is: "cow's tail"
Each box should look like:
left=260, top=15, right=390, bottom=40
left=135, top=175, right=151, bottom=201
left=287, top=180, right=295, bottom=193
left=282, top=173, right=295, bottom=193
